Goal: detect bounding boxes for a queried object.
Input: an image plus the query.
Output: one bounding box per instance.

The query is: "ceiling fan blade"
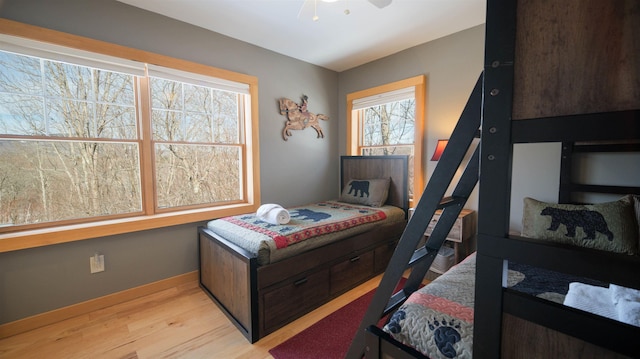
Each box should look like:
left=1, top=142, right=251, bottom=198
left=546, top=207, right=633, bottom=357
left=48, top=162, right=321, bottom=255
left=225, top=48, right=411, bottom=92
left=368, top=0, right=392, bottom=9
left=298, top=0, right=321, bottom=21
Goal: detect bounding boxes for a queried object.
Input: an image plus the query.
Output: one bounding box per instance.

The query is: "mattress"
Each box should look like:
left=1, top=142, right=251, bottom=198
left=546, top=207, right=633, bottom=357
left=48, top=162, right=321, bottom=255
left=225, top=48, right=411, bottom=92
left=206, top=200, right=406, bottom=265
left=384, top=253, right=476, bottom=359
left=382, top=253, right=603, bottom=359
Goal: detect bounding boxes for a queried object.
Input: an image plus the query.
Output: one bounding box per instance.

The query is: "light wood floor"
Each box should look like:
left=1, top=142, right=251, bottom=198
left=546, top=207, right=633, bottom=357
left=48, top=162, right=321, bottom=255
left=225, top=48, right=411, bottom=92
left=0, top=274, right=390, bottom=359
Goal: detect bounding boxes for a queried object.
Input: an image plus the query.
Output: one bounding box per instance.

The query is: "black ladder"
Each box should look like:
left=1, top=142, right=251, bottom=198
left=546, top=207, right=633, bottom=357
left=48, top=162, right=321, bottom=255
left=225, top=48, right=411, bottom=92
left=345, top=73, right=483, bottom=359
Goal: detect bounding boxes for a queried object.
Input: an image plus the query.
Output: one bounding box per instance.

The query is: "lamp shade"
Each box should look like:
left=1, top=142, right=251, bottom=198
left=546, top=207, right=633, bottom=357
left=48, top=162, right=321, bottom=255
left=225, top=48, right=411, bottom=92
left=431, top=139, right=448, bottom=161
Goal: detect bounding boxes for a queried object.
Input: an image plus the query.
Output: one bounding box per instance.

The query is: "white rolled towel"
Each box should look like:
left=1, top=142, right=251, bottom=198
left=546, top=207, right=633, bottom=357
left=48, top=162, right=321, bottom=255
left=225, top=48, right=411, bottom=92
left=563, top=282, right=617, bottom=321
left=256, top=204, right=290, bottom=225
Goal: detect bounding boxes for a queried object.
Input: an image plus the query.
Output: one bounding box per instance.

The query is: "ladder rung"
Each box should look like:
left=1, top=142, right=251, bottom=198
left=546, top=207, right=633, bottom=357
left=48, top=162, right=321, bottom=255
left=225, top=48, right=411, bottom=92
left=437, top=196, right=466, bottom=209
left=384, top=290, right=408, bottom=316
left=408, top=246, right=438, bottom=267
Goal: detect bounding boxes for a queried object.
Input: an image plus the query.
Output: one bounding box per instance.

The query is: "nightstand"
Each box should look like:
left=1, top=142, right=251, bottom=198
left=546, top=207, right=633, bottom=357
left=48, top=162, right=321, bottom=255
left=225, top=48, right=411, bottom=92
left=424, top=209, right=477, bottom=265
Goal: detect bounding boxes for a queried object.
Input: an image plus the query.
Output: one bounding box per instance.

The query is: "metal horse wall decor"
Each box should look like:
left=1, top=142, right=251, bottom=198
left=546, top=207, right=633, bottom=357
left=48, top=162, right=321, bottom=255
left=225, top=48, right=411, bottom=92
left=278, top=95, right=329, bottom=141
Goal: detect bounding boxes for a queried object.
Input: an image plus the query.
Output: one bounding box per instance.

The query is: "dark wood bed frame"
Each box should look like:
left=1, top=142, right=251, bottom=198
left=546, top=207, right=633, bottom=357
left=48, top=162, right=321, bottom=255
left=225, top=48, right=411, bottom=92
left=364, top=137, right=640, bottom=359
left=363, top=0, right=640, bottom=358
left=198, top=155, right=408, bottom=343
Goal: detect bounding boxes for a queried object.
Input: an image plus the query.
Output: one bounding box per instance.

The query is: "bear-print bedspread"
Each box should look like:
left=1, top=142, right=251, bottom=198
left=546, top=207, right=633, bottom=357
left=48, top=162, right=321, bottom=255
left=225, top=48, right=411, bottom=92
left=206, top=200, right=405, bottom=265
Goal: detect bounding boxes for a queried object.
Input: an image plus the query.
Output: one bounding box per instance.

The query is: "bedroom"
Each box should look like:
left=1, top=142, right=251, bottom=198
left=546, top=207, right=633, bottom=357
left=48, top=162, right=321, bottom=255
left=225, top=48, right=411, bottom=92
left=1, top=0, right=638, bottom=358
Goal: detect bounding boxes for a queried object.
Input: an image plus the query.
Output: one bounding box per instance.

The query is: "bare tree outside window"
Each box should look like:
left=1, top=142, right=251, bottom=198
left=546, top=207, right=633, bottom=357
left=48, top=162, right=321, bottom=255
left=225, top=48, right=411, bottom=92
left=0, top=51, right=140, bottom=227
left=359, top=98, right=415, bottom=196
left=150, top=77, right=244, bottom=209
left=0, top=48, right=248, bottom=230
left=347, top=76, right=425, bottom=205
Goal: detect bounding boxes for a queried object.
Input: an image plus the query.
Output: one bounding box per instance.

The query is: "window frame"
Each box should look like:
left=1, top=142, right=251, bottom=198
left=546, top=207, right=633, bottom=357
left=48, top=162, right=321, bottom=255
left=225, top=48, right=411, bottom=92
left=346, top=75, right=425, bottom=206
left=0, top=19, right=260, bottom=252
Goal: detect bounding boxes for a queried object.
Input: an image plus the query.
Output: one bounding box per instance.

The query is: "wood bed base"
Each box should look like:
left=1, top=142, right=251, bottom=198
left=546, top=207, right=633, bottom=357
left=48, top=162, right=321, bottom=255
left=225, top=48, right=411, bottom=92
left=199, top=221, right=405, bottom=342
left=199, top=155, right=409, bottom=342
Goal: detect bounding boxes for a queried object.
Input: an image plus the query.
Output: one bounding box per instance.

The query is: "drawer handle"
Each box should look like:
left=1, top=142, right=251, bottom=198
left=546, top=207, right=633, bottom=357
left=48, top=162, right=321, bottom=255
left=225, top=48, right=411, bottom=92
left=350, top=256, right=361, bottom=262
left=294, top=278, right=308, bottom=286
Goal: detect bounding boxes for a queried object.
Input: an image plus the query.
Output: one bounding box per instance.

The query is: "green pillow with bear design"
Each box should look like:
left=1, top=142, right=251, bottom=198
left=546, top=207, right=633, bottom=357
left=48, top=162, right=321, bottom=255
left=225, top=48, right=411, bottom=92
left=339, top=178, right=390, bottom=207
left=522, top=195, right=638, bottom=255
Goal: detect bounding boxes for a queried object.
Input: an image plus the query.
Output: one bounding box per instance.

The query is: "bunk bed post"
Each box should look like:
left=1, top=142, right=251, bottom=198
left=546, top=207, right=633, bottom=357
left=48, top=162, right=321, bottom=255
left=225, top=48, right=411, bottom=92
left=559, top=142, right=574, bottom=203
left=473, top=0, right=517, bottom=357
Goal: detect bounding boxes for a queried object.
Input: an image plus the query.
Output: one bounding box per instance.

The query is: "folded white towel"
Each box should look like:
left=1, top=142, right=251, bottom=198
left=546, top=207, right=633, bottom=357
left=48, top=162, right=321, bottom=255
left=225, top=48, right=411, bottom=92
left=256, top=204, right=290, bottom=225
left=610, top=284, right=640, bottom=327
left=563, top=282, right=617, bottom=321
left=615, top=298, right=640, bottom=327
left=610, top=284, right=640, bottom=305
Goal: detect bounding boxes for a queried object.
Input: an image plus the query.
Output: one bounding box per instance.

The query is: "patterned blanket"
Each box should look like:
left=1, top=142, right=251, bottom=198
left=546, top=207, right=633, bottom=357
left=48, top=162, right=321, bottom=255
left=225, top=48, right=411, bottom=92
left=383, top=253, right=605, bottom=358
left=220, top=201, right=386, bottom=249
left=207, top=201, right=398, bottom=265
left=384, top=254, right=476, bottom=359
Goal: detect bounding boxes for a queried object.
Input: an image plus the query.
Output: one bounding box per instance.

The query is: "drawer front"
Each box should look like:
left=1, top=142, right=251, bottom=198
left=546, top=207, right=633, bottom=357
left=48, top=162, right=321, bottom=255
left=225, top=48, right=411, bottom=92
left=425, top=216, right=463, bottom=242
left=330, top=251, right=374, bottom=295
left=262, top=269, right=330, bottom=333
left=374, top=240, right=397, bottom=273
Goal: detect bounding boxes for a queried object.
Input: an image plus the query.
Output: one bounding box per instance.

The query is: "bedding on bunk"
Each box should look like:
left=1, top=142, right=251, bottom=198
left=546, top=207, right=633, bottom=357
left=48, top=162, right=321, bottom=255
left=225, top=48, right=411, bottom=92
left=381, top=254, right=612, bottom=359
left=207, top=200, right=406, bottom=265
left=384, top=253, right=477, bottom=359
left=563, top=282, right=640, bottom=327
left=382, top=195, right=640, bottom=358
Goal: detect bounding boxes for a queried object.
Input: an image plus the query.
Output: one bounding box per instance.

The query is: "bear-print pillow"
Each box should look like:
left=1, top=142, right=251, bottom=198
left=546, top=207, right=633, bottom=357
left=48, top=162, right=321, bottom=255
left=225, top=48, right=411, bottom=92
left=339, top=178, right=390, bottom=207
left=522, top=196, right=638, bottom=255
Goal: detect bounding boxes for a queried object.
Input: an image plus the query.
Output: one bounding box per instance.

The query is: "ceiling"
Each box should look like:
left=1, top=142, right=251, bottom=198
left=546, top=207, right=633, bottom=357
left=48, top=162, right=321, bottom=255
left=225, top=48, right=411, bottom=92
left=117, top=0, right=486, bottom=72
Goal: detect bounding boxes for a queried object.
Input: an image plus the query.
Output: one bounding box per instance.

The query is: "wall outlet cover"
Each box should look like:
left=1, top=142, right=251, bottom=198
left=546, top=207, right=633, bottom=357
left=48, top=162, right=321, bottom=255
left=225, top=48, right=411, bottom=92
left=90, top=254, right=105, bottom=273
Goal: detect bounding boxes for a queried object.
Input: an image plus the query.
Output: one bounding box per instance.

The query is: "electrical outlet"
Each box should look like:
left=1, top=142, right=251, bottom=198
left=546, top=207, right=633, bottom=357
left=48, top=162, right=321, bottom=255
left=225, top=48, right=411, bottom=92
left=90, top=254, right=105, bottom=274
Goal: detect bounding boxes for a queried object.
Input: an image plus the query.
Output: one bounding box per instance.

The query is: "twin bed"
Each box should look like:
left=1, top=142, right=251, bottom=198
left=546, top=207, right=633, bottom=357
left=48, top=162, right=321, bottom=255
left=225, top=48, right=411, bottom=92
left=198, top=155, right=409, bottom=342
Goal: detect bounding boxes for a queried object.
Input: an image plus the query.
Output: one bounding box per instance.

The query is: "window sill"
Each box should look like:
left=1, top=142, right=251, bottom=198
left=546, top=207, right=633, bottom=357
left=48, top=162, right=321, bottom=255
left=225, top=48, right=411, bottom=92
left=0, top=202, right=259, bottom=253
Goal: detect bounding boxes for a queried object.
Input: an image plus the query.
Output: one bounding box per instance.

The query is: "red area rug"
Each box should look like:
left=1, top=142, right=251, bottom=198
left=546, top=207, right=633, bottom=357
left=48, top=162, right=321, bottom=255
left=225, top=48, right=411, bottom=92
left=269, top=278, right=409, bottom=359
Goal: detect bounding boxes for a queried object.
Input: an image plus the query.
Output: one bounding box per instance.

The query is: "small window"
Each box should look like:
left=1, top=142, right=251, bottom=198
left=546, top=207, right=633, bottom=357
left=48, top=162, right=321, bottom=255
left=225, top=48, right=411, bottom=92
left=347, top=76, right=425, bottom=204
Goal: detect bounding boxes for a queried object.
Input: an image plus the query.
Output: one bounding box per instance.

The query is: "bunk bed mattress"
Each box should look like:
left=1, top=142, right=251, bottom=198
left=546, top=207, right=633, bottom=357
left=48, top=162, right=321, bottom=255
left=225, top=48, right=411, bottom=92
left=384, top=253, right=477, bottom=359
left=206, top=200, right=406, bottom=265
left=382, top=253, right=601, bottom=359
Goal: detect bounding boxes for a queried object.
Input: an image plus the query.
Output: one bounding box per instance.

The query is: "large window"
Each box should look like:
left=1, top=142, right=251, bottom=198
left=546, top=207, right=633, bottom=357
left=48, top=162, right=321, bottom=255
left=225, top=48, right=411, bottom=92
left=0, top=21, right=259, bottom=251
left=146, top=66, right=249, bottom=210
left=0, top=49, right=143, bottom=226
left=347, top=76, right=425, bottom=204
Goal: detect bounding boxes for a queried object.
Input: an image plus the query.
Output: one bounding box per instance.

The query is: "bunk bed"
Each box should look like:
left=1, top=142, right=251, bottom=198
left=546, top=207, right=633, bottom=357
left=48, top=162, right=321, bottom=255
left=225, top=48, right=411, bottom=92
left=198, top=155, right=408, bottom=343
left=364, top=144, right=639, bottom=358
left=475, top=0, right=640, bottom=356
left=357, top=0, right=640, bottom=358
